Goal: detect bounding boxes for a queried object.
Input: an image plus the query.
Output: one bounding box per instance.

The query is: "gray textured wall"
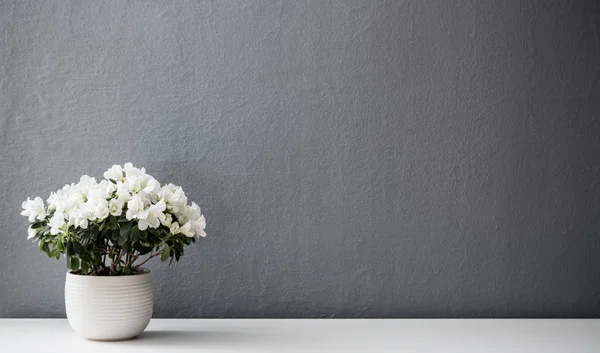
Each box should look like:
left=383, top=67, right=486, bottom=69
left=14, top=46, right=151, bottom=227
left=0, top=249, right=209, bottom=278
left=1, top=0, right=600, bottom=318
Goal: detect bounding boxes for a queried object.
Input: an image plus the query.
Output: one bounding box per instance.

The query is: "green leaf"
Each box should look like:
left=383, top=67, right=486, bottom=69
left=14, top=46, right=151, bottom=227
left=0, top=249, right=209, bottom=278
left=175, top=240, right=184, bottom=253
left=130, top=227, right=140, bottom=242
left=81, top=261, right=90, bottom=275
left=118, top=234, right=128, bottom=246
left=31, top=221, right=45, bottom=229
left=109, top=217, right=119, bottom=230
left=42, top=242, right=50, bottom=255
left=70, top=257, right=80, bottom=272
left=41, top=225, right=51, bottom=237
left=80, top=233, right=91, bottom=247
left=90, top=228, right=98, bottom=241
left=111, top=229, right=120, bottom=242
left=120, top=223, right=132, bottom=237
left=30, top=230, right=42, bottom=242
left=94, top=255, right=102, bottom=269
left=161, top=246, right=170, bottom=262
left=147, top=228, right=158, bottom=237
left=72, top=241, right=85, bottom=256
left=79, top=252, right=92, bottom=263
left=133, top=242, right=153, bottom=255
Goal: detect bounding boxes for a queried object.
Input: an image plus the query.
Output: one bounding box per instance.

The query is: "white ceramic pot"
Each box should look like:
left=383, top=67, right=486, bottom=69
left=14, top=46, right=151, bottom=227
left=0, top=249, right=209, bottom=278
left=65, top=270, right=153, bottom=341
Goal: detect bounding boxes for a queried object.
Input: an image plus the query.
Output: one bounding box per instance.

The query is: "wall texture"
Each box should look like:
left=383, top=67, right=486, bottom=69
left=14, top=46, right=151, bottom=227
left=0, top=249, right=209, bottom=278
left=1, top=0, right=600, bottom=318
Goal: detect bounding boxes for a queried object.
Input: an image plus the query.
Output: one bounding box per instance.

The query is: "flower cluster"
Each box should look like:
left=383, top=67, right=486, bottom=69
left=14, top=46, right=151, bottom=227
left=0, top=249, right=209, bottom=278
left=22, top=163, right=206, bottom=239
left=21, top=163, right=206, bottom=275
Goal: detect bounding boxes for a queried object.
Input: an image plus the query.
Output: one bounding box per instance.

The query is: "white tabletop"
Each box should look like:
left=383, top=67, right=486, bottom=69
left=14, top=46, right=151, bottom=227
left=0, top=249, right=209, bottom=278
left=1, top=319, right=599, bottom=352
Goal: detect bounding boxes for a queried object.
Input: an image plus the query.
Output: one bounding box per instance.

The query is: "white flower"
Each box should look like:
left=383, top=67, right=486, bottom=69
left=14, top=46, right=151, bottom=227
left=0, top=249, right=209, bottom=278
left=27, top=227, right=37, bottom=240
left=75, top=218, right=88, bottom=229
left=192, top=215, right=207, bottom=237
left=108, top=199, right=123, bottom=216
left=115, top=181, right=131, bottom=202
left=21, top=197, right=46, bottom=222
left=169, top=221, right=180, bottom=235
left=124, top=162, right=146, bottom=177
left=76, top=203, right=95, bottom=227
left=49, top=211, right=66, bottom=235
left=143, top=177, right=161, bottom=200
left=98, top=180, right=116, bottom=197
left=87, top=189, right=106, bottom=203
left=69, top=201, right=96, bottom=229
left=104, top=164, right=124, bottom=182
left=84, top=201, right=100, bottom=220
left=78, top=175, right=97, bottom=191
left=168, top=201, right=207, bottom=237
left=138, top=200, right=166, bottom=230
left=47, top=190, right=63, bottom=212
left=179, top=221, right=196, bottom=237
left=180, top=202, right=206, bottom=237
left=178, top=202, right=200, bottom=223
left=149, top=200, right=166, bottom=224
left=93, top=200, right=110, bottom=220
left=23, top=164, right=207, bottom=248
left=187, top=202, right=202, bottom=220
left=126, top=174, right=146, bottom=193
left=158, top=184, right=187, bottom=213
left=57, top=185, right=84, bottom=215
left=161, top=214, right=173, bottom=227
left=126, top=194, right=149, bottom=220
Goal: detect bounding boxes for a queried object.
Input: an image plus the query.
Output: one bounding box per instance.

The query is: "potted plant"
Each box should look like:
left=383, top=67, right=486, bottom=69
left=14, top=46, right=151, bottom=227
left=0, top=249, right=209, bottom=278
left=21, top=163, right=206, bottom=341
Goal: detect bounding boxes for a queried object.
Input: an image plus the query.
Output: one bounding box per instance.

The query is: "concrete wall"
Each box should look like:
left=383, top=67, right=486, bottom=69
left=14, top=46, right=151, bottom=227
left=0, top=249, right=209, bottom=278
left=1, top=0, right=599, bottom=317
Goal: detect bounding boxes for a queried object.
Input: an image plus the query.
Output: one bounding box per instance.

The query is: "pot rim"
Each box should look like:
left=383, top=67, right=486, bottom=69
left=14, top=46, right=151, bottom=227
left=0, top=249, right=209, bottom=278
left=66, top=268, right=150, bottom=279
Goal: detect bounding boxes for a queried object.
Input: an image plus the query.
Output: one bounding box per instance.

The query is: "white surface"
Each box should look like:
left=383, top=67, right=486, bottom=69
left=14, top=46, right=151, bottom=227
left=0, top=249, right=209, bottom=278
left=65, top=271, right=153, bottom=340
left=1, top=319, right=599, bottom=352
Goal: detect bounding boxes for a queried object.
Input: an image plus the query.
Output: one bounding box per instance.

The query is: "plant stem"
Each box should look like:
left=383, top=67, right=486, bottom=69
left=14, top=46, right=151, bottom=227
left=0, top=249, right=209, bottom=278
left=124, top=248, right=135, bottom=271
left=110, top=249, right=121, bottom=275
left=133, top=252, right=162, bottom=270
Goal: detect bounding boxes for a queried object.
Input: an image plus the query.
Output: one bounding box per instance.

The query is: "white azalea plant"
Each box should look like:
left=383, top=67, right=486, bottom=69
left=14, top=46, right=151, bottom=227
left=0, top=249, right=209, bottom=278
left=21, top=163, right=206, bottom=276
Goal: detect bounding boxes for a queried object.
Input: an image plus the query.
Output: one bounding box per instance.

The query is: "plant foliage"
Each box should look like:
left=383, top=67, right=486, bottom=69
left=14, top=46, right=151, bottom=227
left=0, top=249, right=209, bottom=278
left=22, top=163, right=206, bottom=275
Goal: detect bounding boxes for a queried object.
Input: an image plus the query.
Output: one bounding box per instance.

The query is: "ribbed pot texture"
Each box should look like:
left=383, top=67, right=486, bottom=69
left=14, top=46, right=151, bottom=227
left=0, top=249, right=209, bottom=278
left=65, top=270, right=153, bottom=341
